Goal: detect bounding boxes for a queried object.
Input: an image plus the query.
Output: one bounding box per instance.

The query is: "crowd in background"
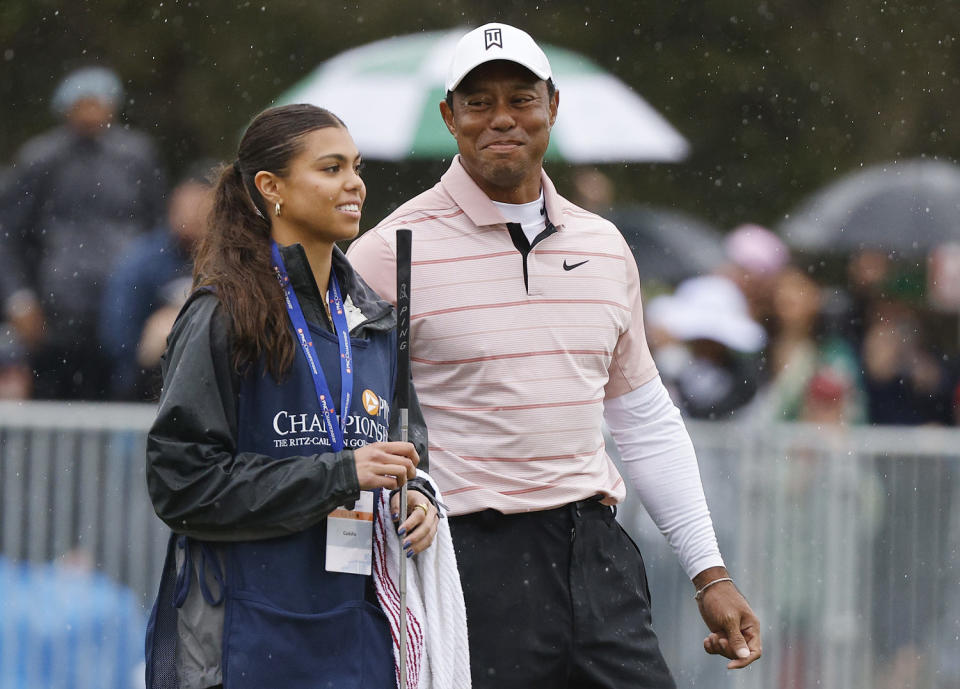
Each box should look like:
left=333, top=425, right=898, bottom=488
left=0, top=67, right=206, bottom=402
left=642, top=230, right=958, bottom=427
left=568, top=167, right=960, bottom=429
left=2, top=65, right=959, bottom=430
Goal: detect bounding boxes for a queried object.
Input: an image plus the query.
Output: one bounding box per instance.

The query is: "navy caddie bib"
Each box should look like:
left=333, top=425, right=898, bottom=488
left=221, top=312, right=398, bottom=689
left=145, top=285, right=399, bottom=689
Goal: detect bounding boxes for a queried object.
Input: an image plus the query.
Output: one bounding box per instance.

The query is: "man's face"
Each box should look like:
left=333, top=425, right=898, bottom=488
left=168, top=181, right=213, bottom=247
left=440, top=60, right=558, bottom=203
left=65, top=97, right=116, bottom=137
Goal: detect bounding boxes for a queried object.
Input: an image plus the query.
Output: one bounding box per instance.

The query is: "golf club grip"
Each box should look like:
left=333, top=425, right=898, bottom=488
left=396, top=229, right=412, bottom=411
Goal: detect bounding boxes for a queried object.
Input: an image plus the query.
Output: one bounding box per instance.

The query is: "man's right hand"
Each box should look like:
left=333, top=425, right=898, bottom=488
left=353, top=441, right=419, bottom=491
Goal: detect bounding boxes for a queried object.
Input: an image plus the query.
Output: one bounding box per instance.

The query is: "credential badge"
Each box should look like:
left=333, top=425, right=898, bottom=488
left=484, top=28, right=503, bottom=50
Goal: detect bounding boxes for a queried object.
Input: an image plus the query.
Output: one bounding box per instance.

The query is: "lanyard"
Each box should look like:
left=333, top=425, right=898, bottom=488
left=271, top=241, right=353, bottom=452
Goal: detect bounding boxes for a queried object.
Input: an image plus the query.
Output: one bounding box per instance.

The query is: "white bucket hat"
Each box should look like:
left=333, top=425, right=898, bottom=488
left=445, top=23, right=553, bottom=92
left=645, top=275, right=767, bottom=353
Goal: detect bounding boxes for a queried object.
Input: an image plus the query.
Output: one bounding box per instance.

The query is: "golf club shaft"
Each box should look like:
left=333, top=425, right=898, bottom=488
left=395, top=228, right=412, bottom=689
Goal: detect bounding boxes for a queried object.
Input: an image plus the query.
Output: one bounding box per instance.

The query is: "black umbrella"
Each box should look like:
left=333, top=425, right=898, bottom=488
left=610, top=205, right=727, bottom=283
left=778, top=158, right=960, bottom=254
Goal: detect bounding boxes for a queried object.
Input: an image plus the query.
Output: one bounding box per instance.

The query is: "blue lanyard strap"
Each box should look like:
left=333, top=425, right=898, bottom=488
left=271, top=241, right=353, bottom=452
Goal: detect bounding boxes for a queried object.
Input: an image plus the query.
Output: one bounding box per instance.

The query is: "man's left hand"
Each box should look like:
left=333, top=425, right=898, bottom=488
left=693, top=566, right=762, bottom=669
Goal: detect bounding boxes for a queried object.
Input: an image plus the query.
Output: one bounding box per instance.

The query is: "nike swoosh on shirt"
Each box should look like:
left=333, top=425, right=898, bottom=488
left=563, top=259, right=589, bottom=271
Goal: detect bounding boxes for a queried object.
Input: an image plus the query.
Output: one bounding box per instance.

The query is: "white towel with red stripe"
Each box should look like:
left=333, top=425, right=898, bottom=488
left=373, top=471, right=471, bottom=689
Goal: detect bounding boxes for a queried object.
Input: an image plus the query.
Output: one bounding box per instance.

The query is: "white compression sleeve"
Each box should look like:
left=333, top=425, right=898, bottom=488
left=603, top=376, right=725, bottom=579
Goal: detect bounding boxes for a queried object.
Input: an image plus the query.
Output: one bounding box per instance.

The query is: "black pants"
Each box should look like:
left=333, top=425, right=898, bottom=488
left=450, top=498, right=676, bottom=689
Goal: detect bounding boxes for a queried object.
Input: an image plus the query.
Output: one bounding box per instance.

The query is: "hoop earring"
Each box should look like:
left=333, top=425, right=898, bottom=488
left=275, top=200, right=282, bottom=217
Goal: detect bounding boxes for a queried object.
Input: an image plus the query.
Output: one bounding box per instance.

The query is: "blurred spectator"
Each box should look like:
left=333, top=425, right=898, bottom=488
left=799, top=367, right=856, bottom=425
left=0, top=323, right=32, bottom=400
left=570, top=166, right=615, bottom=215
left=846, top=248, right=892, bottom=346
left=759, top=267, right=865, bottom=424
left=719, top=223, right=790, bottom=329
left=0, top=65, right=165, bottom=400
left=861, top=299, right=953, bottom=425
left=645, top=274, right=766, bottom=419
left=99, top=165, right=212, bottom=400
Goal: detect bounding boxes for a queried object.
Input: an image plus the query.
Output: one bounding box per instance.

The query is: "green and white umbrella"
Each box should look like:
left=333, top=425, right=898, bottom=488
left=276, top=29, right=689, bottom=163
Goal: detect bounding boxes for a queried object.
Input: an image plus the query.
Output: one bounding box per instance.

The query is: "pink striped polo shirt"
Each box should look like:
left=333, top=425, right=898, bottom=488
left=347, top=157, right=657, bottom=516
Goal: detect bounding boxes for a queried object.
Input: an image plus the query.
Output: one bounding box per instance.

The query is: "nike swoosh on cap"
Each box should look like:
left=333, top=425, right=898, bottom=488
left=563, top=259, right=589, bottom=271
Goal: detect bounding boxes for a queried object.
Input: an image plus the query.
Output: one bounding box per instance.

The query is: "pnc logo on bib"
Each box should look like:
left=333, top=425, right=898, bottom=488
left=362, top=389, right=380, bottom=415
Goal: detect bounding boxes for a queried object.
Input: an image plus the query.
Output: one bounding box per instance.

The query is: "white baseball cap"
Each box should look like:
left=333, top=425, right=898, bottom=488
left=445, top=23, right=553, bottom=93
left=645, top=275, right=767, bottom=353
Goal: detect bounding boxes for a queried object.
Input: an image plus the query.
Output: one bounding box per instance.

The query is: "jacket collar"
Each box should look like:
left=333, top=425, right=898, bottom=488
left=439, top=155, right=566, bottom=230
left=278, top=243, right=395, bottom=332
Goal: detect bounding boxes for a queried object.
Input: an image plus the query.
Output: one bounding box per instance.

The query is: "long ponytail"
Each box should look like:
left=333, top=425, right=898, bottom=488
left=192, top=104, right=345, bottom=380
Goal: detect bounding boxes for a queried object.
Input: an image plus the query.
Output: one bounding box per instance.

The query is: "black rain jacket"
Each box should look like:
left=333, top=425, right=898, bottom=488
left=145, top=243, right=430, bottom=541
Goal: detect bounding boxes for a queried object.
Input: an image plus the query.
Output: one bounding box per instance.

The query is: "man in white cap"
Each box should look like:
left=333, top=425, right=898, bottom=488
left=349, top=22, right=761, bottom=688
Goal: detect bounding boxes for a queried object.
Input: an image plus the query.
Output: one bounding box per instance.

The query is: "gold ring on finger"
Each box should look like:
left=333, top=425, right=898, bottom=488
left=413, top=503, right=430, bottom=518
